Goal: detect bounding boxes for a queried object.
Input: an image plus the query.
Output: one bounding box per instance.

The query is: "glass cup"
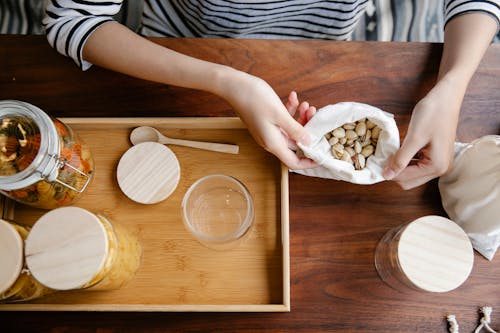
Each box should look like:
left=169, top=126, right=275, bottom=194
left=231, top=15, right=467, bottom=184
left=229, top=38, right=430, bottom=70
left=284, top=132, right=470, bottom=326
left=181, top=174, right=254, bottom=250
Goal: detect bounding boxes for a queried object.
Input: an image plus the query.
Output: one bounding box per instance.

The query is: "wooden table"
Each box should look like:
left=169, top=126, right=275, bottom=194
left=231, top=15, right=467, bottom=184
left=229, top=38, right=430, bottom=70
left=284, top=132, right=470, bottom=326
left=1, top=35, right=499, bottom=332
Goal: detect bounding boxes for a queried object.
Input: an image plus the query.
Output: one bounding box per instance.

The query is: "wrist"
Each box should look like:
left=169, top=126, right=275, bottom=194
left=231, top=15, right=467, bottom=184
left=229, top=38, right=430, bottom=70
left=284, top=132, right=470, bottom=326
left=436, top=71, right=469, bottom=98
left=209, top=65, right=264, bottom=104
left=208, top=65, right=245, bottom=96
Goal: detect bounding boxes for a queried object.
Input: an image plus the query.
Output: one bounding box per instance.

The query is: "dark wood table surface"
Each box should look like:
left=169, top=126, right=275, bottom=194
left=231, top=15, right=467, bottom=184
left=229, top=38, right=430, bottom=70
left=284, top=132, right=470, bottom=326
left=1, top=35, right=499, bottom=332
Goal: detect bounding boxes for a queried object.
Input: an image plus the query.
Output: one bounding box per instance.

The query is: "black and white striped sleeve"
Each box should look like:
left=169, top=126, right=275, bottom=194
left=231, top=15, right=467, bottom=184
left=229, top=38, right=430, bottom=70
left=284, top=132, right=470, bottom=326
left=444, top=0, right=500, bottom=30
left=43, top=0, right=123, bottom=70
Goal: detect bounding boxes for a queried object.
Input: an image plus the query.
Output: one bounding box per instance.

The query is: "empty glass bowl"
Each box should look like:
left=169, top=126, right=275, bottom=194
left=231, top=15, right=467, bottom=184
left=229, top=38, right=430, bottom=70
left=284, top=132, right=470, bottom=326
left=181, top=174, right=254, bottom=250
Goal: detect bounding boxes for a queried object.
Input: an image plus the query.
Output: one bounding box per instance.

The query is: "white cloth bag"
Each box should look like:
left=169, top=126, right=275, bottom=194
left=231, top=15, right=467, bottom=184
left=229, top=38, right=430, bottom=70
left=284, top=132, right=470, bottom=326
left=439, top=135, right=500, bottom=260
left=294, top=102, right=400, bottom=184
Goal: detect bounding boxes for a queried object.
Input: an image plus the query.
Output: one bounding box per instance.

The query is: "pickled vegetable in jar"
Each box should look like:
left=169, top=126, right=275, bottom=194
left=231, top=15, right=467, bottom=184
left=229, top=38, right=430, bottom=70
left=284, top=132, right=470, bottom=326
left=0, top=100, right=94, bottom=209
left=25, top=207, right=142, bottom=291
left=0, top=219, right=51, bottom=303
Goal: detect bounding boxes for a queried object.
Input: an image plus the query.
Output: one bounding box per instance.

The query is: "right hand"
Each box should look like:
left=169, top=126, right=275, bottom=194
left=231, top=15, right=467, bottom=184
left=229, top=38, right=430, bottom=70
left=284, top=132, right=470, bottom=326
left=220, top=70, right=317, bottom=170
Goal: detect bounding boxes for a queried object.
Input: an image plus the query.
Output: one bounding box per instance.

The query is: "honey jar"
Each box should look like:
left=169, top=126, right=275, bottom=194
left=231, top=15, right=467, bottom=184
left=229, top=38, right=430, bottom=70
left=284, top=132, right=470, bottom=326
left=0, top=100, right=94, bottom=209
left=25, top=207, right=142, bottom=291
left=0, top=219, right=50, bottom=302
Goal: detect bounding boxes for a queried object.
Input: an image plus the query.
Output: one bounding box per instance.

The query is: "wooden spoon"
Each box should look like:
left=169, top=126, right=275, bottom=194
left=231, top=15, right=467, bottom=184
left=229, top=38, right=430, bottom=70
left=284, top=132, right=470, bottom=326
left=130, top=126, right=239, bottom=154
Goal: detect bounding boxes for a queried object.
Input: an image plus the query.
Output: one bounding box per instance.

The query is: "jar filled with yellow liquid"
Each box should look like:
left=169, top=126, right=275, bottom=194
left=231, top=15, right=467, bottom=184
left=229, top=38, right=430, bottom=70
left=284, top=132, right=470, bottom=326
left=25, top=207, right=142, bottom=291
left=0, top=219, right=50, bottom=302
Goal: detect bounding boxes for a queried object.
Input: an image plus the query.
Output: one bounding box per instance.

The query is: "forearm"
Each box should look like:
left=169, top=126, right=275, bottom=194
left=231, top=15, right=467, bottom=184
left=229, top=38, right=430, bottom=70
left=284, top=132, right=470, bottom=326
left=82, top=22, right=241, bottom=96
left=438, top=13, right=498, bottom=95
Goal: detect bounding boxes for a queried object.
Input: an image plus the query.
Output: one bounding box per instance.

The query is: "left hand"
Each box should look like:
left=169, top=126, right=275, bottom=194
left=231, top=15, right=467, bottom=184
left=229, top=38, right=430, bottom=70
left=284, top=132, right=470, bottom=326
left=383, top=78, right=462, bottom=189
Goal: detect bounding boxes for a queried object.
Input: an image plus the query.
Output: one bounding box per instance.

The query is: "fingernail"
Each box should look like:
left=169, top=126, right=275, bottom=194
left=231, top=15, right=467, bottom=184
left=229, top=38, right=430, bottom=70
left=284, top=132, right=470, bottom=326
left=383, top=167, right=396, bottom=180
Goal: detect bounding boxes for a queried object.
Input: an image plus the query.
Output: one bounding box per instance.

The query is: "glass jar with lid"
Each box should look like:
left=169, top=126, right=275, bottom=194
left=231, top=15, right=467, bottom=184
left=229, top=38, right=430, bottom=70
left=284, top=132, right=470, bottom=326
left=25, top=207, right=142, bottom=291
left=0, top=100, right=94, bottom=209
left=0, top=219, right=51, bottom=303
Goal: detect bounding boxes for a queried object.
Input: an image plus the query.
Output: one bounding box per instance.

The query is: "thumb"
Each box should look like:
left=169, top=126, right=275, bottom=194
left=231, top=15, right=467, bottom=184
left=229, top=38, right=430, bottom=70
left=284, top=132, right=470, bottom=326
left=383, top=139, right=421, bottom=180
left=278, top=112, right=311, bottom=147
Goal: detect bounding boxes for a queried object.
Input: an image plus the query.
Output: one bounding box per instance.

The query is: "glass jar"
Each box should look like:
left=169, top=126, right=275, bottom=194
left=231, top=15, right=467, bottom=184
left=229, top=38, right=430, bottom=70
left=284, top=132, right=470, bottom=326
left=0, top=100, right=94, bottom=209
left=0, top=219, right=51, bottom=302
left=25, top=207, right=142, bottom=291
left=374, top=215, right=474, bottom=293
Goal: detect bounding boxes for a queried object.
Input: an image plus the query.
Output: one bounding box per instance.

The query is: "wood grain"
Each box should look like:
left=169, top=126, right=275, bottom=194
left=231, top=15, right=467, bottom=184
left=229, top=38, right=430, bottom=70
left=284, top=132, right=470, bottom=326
left=116, top=142, right=181, bottom=204
left=1, top=35, right=499, bottom=332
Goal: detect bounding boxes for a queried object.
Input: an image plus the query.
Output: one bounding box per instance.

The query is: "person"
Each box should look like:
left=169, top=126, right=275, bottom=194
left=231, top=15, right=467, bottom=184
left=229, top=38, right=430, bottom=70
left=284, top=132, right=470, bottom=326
left=43, top=1, right=499, bottom=189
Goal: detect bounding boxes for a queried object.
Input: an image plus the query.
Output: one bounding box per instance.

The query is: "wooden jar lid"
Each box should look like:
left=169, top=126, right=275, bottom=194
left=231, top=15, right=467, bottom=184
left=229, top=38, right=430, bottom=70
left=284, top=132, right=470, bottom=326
left=25, top=207, right=109, bottom=290
left=117, top=142, right=180, bottom=204
left=398, top=215, right=474, bottom=292
left=0, top=219, right=23, bottom=293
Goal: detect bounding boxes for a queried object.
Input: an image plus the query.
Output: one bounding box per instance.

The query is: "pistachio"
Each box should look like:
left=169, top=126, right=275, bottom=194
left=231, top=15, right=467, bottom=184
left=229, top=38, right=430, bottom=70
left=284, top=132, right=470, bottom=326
left=361, top=129, right=371, bottom=142
left=340, top=151, right=351, bottom=163
left=342, top=123, right=356, bottom=130
left=332, top=143, right=344, bottom=154
left=332, top=127, right=346, bottom=138
left=354, top=141, right=362, bottom=154
left=353, top=153, right=366, bottom=170
left=361, top=137, right=371, bottom=147
left=355, top=121, right=367, bottom=136
left=366, top=119, right=377, bottom=129
left=328, top=136, right=339, bottom=145
left=345, top=146, right=356, bottom=157
left=361, top=144, right=374, bottom=158
left=345, top=130, right=358, bottom=140
left=339, top=137, right=347, bottom=145
left=371, top=126, right=381, bottom=139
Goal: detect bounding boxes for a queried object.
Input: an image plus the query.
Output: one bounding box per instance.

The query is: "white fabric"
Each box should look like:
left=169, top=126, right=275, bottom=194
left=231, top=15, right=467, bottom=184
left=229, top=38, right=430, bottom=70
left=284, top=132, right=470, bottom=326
left=293, top=102, right=399, bottom=184
left=439, top=135, right=500, bottom=261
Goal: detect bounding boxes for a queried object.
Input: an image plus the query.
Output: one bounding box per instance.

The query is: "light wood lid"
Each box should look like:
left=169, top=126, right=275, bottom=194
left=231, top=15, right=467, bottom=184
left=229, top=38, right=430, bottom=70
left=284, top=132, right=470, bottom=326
left=398, top=215, right=474, bottom=292
left=0, top=219, right=23, bottom=293
left=117, top=142, right=180, bottom=204
left=25, top=207, right=108, bottom=290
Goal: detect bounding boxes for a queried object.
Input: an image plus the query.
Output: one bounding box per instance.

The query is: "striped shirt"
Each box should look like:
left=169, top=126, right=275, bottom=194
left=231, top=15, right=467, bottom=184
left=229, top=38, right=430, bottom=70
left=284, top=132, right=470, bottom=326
left=42, top=0, right=500, bottom=70
left=0, top=0, right=44, bottom=35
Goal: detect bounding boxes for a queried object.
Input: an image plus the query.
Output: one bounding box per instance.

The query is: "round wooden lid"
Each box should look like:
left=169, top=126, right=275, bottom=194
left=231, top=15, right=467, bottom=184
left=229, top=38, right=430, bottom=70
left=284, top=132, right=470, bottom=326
left=398, top=215, right=473, bottom=292
left=25, top=207, right=109, bottom=290
left=0, top=219, right=23, bottom=293
left=117, top=142, right=180, bottom=204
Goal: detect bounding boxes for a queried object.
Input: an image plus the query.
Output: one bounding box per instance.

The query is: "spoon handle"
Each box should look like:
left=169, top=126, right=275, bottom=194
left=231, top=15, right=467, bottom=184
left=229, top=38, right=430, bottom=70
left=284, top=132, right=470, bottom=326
left=162, top=137, right=239, bottom=154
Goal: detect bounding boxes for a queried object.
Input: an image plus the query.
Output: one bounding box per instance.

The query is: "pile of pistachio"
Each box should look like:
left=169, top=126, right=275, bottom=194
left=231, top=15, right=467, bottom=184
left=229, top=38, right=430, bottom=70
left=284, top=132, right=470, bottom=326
left=325, top=118, right=381, bottom=170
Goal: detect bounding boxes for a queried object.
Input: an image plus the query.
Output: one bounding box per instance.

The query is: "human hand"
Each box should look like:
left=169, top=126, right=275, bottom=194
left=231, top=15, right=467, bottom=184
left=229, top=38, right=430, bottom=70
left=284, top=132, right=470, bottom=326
left=219, top=70, right=317, bottom=169
left=284, top=91, right=317, bottom=150
left=383, top=79, right=462, bottom=189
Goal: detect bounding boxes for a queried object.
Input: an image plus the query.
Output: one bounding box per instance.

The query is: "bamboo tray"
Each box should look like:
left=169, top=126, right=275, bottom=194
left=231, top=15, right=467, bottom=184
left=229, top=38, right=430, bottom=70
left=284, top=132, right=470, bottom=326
left=0, top=117, right=290, bottom=312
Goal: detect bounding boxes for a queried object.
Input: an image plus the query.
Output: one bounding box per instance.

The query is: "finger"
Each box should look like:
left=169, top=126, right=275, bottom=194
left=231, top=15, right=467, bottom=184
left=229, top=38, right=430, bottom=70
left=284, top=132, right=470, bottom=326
left=395, top=171, right=437, bottom=190
left=285, top=91, right=299, bottom=117
left=277, top=111, right=311, bottom=147
left=391, top=162, right=429, bottom=183
left=305, top=106, right=316, bottom=122
left=280, top=127, right=299, bottom=150
left=272, top=147, right=318, bottom=170
left=392, top=151, right=451, bottom=189
left=296, top=101, right=310, bottom=125
left=383, top=137, right=423, bottom=180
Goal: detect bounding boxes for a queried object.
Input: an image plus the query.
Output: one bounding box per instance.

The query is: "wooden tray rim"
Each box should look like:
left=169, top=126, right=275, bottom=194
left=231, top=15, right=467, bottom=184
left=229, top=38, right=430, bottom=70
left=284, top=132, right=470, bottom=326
left=0, top=117, right=290, bottom=312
